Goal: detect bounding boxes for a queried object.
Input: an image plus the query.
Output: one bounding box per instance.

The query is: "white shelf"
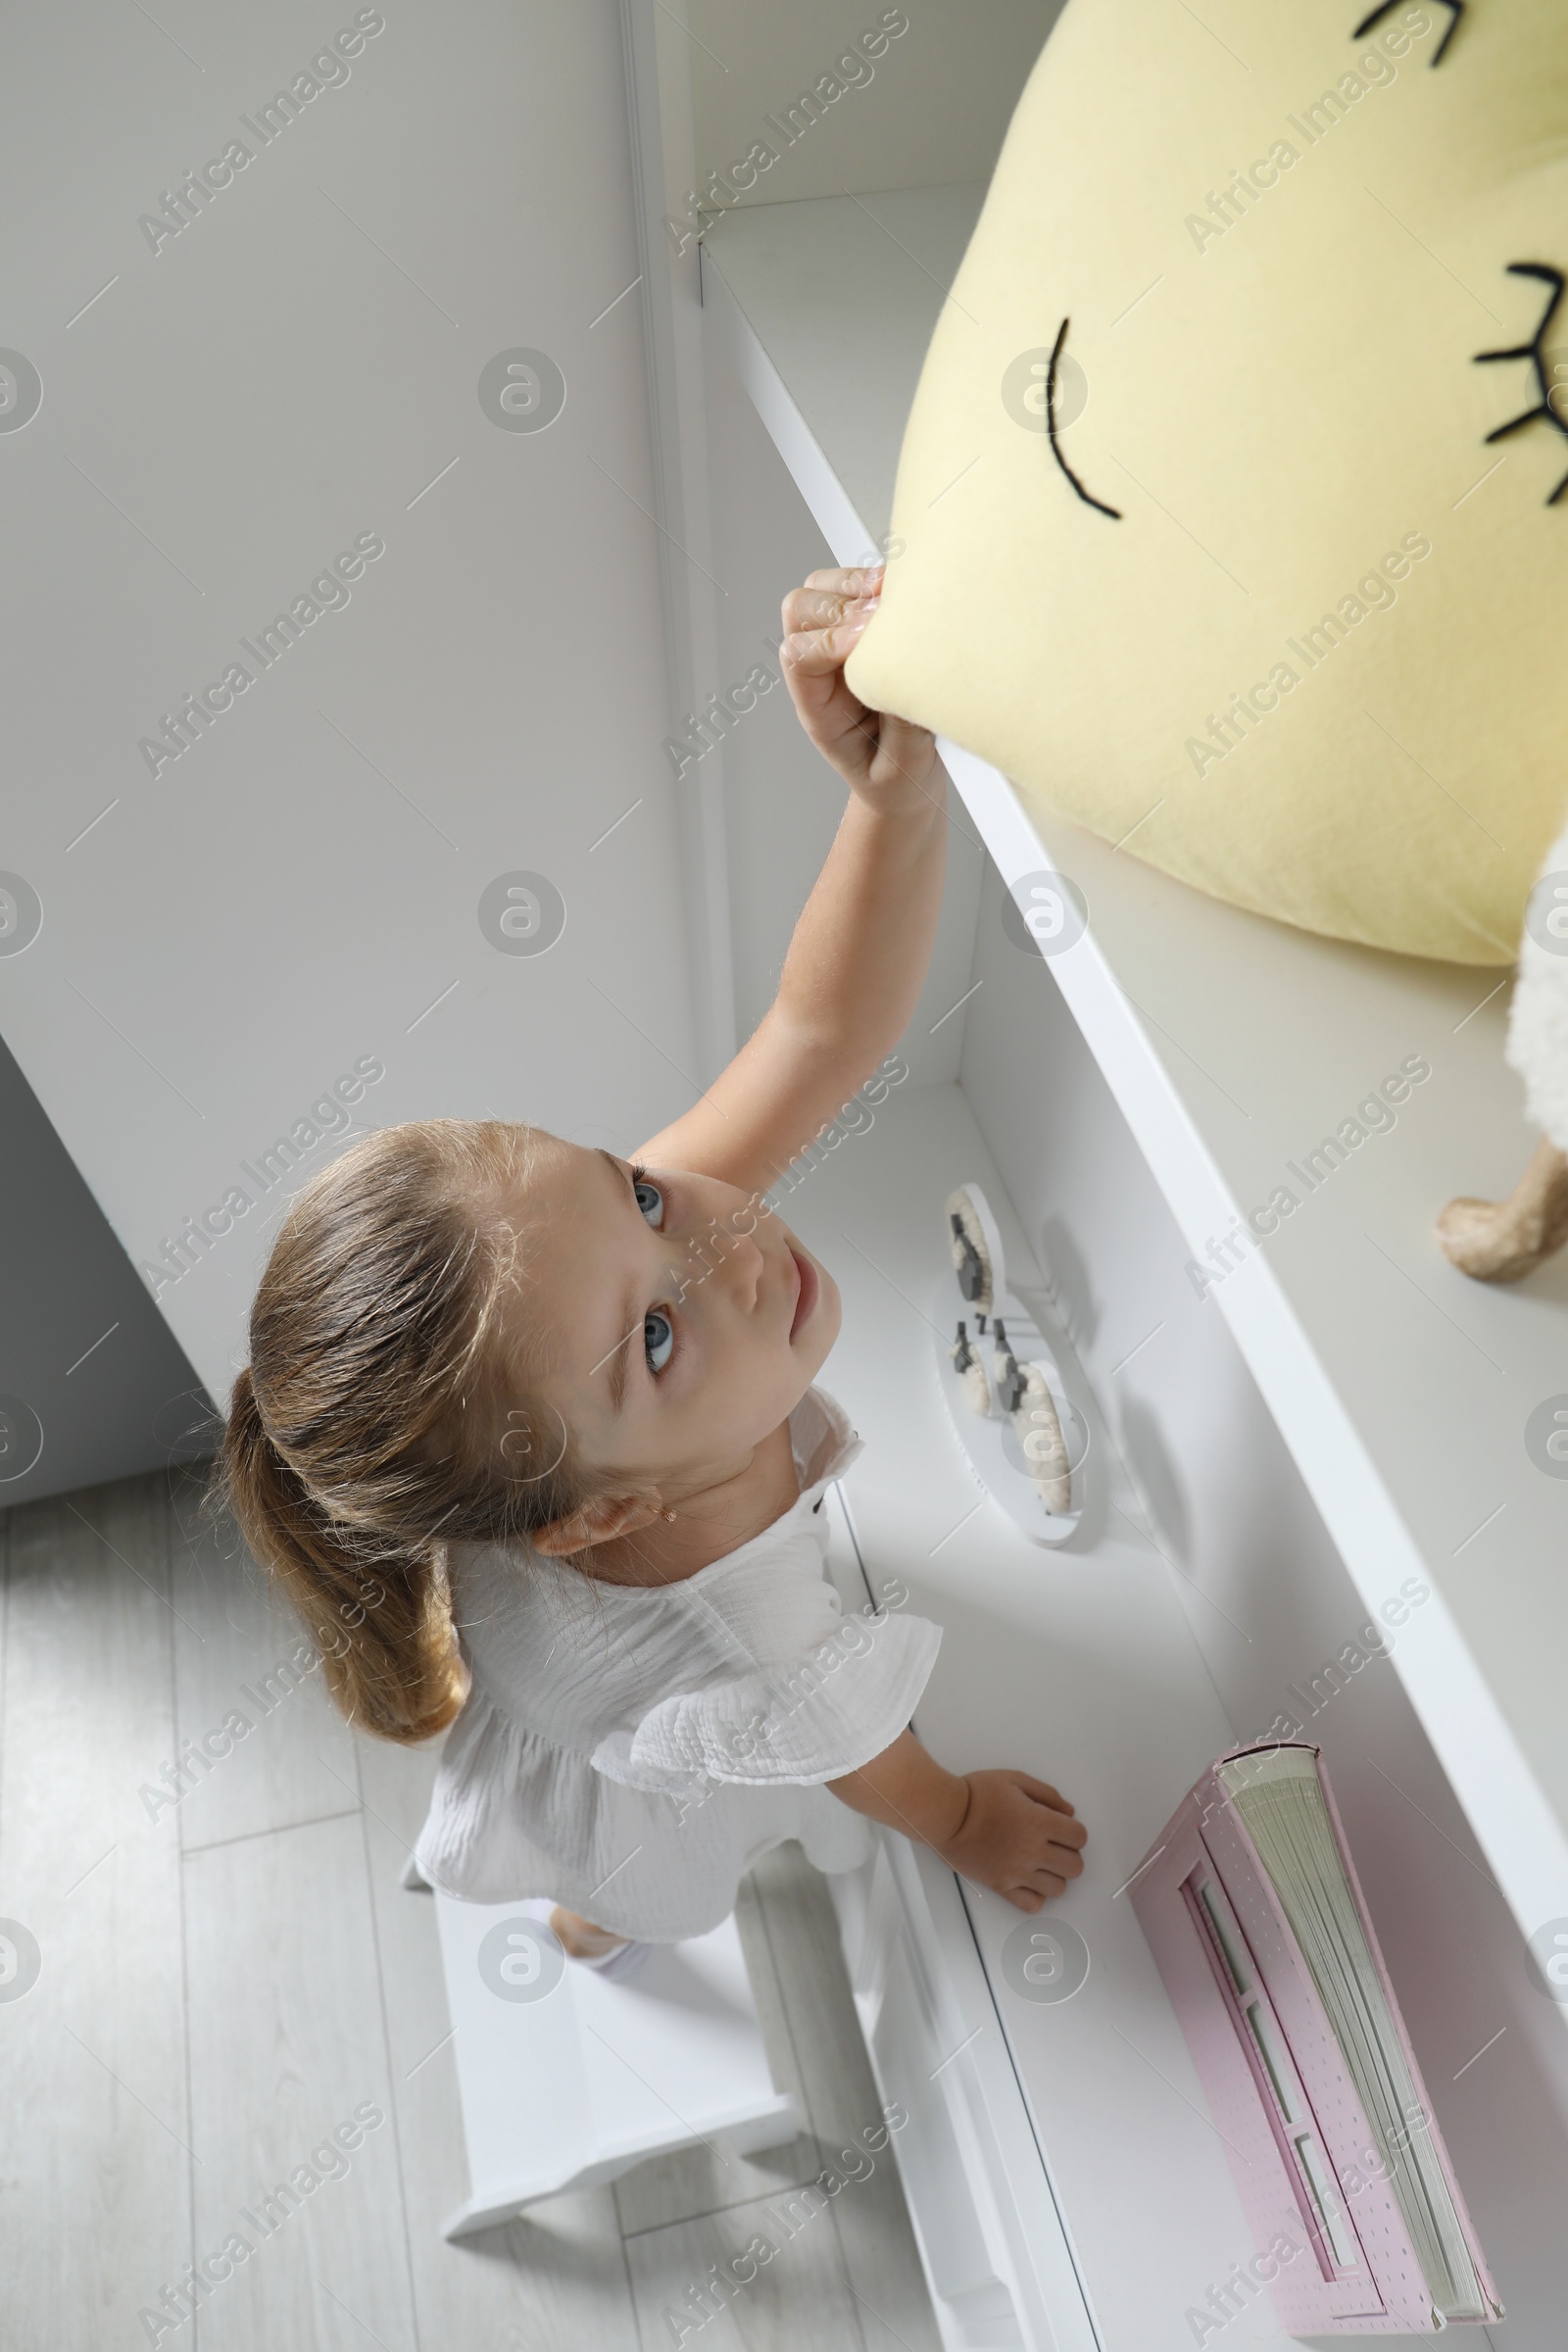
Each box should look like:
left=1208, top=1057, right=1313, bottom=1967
left=701, top=187, right=1568, bottom=1972
left=801, top=1081, right=1255, bottom=2351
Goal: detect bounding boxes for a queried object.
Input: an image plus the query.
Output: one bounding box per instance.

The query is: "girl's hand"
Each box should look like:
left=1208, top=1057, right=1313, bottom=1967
left=934, top=1770, right=1088, bottom=1912
left=780, top=564, right=944, bottom=820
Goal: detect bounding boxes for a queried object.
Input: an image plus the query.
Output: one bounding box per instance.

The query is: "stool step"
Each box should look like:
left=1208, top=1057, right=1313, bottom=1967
left=423, top=1890, right=799, bottom=2237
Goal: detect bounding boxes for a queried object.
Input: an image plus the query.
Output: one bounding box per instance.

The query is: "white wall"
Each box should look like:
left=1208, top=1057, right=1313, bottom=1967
left=681, top=0, right=1062, bottom=220
left=700, top=297, right=984, bottom=1066
left=0, top=0, right=709, bottom=1479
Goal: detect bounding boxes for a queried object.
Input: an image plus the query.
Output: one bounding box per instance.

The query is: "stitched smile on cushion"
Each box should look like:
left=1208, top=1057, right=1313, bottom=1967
left=1045, top=318, right=1120, bottom=521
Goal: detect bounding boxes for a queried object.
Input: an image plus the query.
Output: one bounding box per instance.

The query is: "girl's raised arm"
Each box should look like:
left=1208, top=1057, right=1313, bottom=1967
left=635, top=565, right=951, bottom=1199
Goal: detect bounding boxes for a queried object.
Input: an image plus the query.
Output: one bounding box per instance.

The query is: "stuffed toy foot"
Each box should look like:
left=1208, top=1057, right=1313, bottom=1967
left=1436, top=1136, right=1568, bottom=1282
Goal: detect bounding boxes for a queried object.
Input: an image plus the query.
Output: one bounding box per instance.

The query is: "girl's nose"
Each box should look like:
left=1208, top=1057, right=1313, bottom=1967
left=708, top=1220, right=764, bottom=1305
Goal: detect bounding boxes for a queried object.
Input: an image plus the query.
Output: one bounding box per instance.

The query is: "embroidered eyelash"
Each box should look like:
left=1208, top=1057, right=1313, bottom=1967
left=1475, top=263, right=1568, bottom=505
left=1353, top=0, right=1463, bottom=67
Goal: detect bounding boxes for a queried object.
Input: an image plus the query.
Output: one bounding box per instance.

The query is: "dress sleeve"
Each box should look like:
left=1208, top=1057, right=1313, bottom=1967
left=590, top=1605, right=943, bottom=1789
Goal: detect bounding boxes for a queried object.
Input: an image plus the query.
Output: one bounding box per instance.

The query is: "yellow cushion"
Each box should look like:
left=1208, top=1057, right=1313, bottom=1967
left=846, top=0, right=1568, bottom=964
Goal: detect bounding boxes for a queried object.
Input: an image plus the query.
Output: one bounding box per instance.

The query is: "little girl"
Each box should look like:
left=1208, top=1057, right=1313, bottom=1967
left=213, top=564, right=1087, bottom=1967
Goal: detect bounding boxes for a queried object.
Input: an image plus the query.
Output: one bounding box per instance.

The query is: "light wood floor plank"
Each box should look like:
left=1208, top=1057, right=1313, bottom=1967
left=168, top=1498, right=363, bottom=1852
left=624, top=2180, right=870, bottom=2352
left=0, top=1475, right=192, bottom=2352
left=182, top=1811, right=416, bottom=2352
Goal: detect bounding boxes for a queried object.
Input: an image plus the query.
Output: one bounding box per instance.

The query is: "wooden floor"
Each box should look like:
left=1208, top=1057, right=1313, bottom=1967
left=0, top=1467, right=944, bottom=2352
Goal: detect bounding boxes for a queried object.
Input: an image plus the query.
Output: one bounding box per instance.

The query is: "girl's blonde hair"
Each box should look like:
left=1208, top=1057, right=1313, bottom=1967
left=205, top=1118, right=598, bottom=1743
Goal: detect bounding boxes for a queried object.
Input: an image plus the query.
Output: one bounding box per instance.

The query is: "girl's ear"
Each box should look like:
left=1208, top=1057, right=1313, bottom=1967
left=531, top=1492, right=663, bottom=1557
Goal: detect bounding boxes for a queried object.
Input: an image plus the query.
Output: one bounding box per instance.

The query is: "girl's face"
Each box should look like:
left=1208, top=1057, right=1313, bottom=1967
left=501, top=1138, right=842, bottom=1502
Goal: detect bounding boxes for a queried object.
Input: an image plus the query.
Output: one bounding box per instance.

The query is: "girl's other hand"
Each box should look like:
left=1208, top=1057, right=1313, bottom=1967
left=780, top=565, right=944, bottom=820
left=935, top=1769, right=1088, bottom=1913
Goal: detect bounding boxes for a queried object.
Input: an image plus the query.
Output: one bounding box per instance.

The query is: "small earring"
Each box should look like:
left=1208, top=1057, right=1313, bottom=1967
left=663, top=1508, right=677, bottom=1522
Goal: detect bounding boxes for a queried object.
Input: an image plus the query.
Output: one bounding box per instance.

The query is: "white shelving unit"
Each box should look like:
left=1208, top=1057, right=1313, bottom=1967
left=618, top=11, right=1568, bottom=2344
left=800, top=1088, right=1255, bottom=2352
left=697, top=184, right=1568, bottom=1952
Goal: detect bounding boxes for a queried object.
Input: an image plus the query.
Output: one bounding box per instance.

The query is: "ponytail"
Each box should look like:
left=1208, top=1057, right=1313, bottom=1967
left=213, top=1364, right=464, bottom=1740
left=203, top=1120, right=602, bottom=1744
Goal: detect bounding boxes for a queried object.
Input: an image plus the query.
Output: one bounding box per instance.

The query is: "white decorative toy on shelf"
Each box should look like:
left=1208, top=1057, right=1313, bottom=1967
left=935, top=1183, right=1088, bottom=1546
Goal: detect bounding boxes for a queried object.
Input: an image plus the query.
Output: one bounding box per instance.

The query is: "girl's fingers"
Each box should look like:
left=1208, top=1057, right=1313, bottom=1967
left=782, top=612, right=875, bottom=673
left=803, top=562, right=884, bottom=600
left=781, top=606, right=877, bottom=662
left=871, top=712, right=938, bottom=771
left=790, top=579, right=878, bottom=621
left=1010, top=1874, right=1063, bottom=1907
left=1014, top=1775, right=1081, bottom=1820
left=782, top=573, right=883, bottom=638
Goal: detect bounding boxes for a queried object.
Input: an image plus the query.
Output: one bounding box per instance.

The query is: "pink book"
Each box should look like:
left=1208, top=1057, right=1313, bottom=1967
left=1129, top=1742, right=1502, bottom=2334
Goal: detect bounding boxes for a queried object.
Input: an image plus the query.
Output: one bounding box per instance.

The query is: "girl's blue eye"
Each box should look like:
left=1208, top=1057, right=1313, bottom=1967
left=634, top=1176, right=664, bottom=1227
left=644, top=1308, right=674, bottom=1374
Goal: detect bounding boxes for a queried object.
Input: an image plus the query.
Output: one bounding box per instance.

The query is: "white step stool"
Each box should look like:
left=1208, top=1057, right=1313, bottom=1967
left=401, top=1855, right=800, bottom=2237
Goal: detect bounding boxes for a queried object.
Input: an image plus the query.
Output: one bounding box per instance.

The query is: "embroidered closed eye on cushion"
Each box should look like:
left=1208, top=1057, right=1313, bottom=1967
left=844, top=0, right=1568, bottom=965
left=412, top=1385, right=944, bottom=1942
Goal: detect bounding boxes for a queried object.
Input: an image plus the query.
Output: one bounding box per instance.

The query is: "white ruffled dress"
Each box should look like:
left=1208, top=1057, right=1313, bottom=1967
left=413, top=1386, right=944, bottom=1942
